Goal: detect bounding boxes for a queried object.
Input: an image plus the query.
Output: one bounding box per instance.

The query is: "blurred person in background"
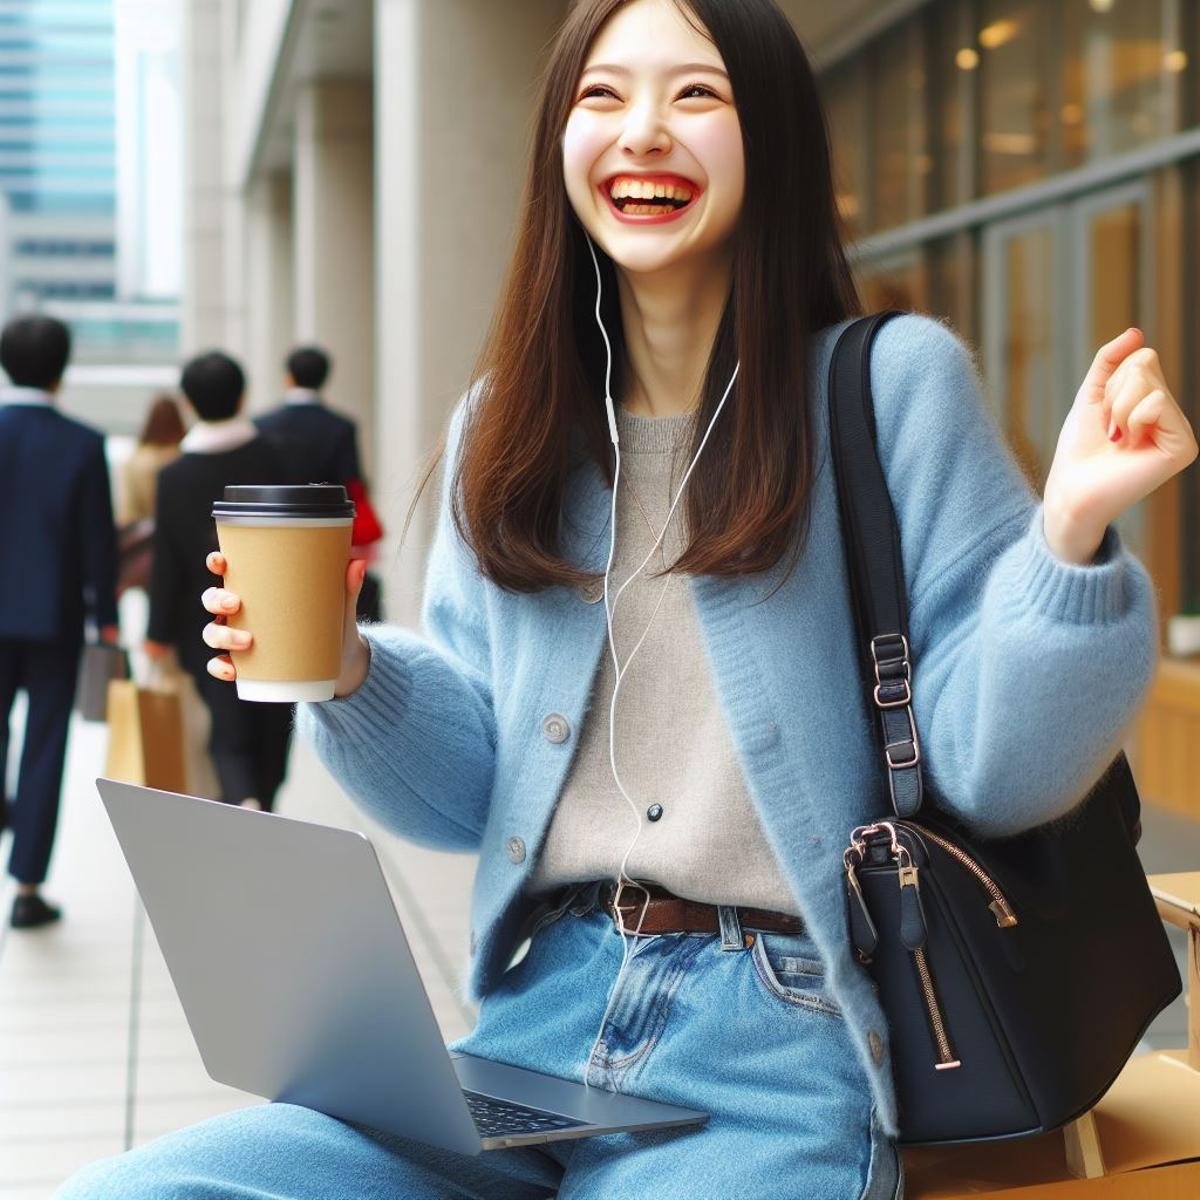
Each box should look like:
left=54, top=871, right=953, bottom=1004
left=254, top=345, right=384, bottom=622
left=116, top=394, right=186, bottom=599
left=144, top=352, right=293, bottom=812
left=0, top=314, right=118, bottom=929
left=118, top=393, right=186, bottom=526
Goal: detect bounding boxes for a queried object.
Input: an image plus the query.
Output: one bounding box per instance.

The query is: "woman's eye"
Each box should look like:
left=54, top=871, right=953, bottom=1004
left=679, top=84, right=718, bottom=100
left=579, top=85, right=618, bottom=101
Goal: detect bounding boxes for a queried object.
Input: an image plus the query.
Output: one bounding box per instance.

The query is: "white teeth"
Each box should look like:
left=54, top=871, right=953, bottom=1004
left=608, top=178, right=694, bottom=204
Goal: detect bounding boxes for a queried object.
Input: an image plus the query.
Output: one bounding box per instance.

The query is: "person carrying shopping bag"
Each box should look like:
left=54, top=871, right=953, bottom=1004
left=61, top=0, right=1196, bottom=1196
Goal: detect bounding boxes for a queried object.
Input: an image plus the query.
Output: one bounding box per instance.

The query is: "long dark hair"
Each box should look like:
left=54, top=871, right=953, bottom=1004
left=434, top=0, right=859, bottom=593
left=139, top=394, right=186, bottom=447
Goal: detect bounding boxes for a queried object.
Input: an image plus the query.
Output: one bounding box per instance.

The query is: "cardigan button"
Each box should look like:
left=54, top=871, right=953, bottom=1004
left=542, top=713, right=571, bottom=744
left=579, top=580, right=605, bottom=604
left=646, top=804, right=664, bottom=822
left=506, top=836, right=526, bottom=864
left=868, top=1029, right=885, bottom=1065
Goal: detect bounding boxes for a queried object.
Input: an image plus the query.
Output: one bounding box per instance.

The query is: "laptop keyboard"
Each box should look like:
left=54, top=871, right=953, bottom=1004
left=463, top=1090, right=584, bottom=1138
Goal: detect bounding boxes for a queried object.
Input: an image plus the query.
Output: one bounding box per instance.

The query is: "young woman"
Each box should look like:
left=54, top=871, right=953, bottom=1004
left=61, top=0, right=1195, bottom=1196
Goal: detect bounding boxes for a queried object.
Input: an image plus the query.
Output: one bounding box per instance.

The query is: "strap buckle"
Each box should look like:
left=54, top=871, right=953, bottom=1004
left=870, top=633, right=912, bottom=709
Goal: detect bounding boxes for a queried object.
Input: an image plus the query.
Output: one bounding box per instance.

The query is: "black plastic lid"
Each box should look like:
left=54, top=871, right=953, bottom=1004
left=212, top=483, right=355, bottom=519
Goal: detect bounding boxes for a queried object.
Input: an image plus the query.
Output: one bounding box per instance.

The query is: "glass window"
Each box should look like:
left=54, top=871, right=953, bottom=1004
left=930, top=0, right=976, bottom=211
left=928, top=231, right=979, bottom=345
left=867, top=19, right=929, bottom=231
left=1059, top=0, right=1174, bottom=168
left=855, top=249, right=930, bottom=313
left=978, top=0, right=1056, bottom=196
left=823, top=60, right=868, bottom=241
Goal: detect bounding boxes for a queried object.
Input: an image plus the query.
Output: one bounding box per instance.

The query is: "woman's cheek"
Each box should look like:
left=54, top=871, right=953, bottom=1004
left=562, top=115, right=608, bottom=202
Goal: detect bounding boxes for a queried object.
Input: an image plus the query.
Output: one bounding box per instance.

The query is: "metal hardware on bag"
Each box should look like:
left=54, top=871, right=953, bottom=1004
left=874, top=678, right=912, bottom=708
left=901, top=822, right=1019, bottom=929
left=884, top=707, right=921, bottom=769
left=849, top=821, right=903, bottom=857
left=897, top=859, right=929, bottom=952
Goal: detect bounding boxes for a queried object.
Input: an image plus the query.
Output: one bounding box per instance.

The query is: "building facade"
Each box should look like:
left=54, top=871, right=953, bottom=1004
left=817, top=0, right=1200, bottom=816
left=184, top=0, right=1200, bottom=815
left=0, top=0, right=182, bottom=428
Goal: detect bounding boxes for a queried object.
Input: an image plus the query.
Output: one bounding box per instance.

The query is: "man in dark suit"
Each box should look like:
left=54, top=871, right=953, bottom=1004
left=0, top=315, right=119, bottom=928
left=253, top=345, right=361, bottom=487
left=144, top=352, right=293, bottom=813
left=253, top=345, right=382, bottom=621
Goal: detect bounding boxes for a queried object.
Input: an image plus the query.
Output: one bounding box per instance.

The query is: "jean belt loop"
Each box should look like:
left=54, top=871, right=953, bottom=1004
left=717, top=905, right=744, bottom=951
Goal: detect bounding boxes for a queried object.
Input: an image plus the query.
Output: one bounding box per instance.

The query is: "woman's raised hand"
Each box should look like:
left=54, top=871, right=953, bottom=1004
left=1043, top=328, right=1198, bottom=564
left=201, top=552, right=373, bottom=697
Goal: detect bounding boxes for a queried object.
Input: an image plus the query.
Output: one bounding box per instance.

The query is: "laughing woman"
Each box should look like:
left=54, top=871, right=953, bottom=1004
left=60, top=0, right=1196, bottom=1197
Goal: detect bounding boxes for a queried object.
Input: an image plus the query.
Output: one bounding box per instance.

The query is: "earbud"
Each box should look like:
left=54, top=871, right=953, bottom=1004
left=581, top=229, right=738, bottom=1091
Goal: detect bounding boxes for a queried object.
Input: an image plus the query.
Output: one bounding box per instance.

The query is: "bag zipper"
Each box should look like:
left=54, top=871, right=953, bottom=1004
left=912, top=945, right=961, bottom=1070
left=899, top=821, right=1019, bottom=929
left=898, top=858, right=961, bottom=1070
left=846, top=820, right=1018, bottom=1072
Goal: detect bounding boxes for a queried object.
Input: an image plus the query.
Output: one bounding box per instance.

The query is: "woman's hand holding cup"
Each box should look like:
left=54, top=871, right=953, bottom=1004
left=202, top=551, right=372, bottom=698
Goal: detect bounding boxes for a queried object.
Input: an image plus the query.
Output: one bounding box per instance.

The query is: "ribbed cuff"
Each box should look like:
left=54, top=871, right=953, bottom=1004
left=296, top=626, right=416, bottom=743
left=1008, top=506, right=1129, bottom=624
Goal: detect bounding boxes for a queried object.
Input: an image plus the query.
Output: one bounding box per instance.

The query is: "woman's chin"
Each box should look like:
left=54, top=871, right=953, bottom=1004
left=601, top=237, right=710, bottom=279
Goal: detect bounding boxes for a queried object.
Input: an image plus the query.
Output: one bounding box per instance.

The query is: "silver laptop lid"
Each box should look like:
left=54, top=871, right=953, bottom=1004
left=96, top=778, right=483, bottom=1156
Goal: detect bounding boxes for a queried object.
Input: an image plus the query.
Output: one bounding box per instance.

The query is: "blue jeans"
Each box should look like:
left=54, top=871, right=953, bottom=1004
left=58, top=886, right=901, bottom=1199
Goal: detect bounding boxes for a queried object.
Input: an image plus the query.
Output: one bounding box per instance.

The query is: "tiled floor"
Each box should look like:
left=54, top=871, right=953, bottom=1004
left=0, top=703, right=1196, bottom=1196
left=0, top=705, right=477, bottom=1198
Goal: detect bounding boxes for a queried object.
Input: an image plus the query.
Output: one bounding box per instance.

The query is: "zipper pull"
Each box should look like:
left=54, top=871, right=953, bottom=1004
left=845, top=863, right=878, bottom=962
left=898, top=861, right=928, bottom=951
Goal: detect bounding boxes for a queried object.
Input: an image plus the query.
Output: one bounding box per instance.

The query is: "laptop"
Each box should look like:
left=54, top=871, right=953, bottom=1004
left=96, top=778, right=707, bottom=1155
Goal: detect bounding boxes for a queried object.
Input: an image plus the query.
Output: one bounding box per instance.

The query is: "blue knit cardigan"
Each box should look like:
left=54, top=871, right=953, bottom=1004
left=298, top=313, right=1159, bottom=1134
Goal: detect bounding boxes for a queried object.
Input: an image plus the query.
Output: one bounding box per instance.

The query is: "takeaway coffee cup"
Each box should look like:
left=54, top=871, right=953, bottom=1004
left=212, top=484, right=356, bottom=702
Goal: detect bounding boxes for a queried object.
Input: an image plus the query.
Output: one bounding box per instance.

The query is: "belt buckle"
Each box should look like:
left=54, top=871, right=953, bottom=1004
left=610, top=879, right=652, bottom=934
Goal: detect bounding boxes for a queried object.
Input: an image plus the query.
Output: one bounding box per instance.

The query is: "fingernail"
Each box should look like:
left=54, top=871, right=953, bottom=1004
left=222, top=597, right=237, bottom=610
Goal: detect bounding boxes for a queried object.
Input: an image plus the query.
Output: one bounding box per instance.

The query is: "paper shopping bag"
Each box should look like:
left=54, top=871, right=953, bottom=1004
left=104, top=679, right=188, bottom=793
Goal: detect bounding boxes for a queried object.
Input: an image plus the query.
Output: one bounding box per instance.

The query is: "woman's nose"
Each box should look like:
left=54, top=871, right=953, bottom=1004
left=618, top=101, right=671, bottom=158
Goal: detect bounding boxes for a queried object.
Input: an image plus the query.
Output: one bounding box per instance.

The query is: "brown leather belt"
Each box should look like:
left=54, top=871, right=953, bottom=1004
left=602, top=881, right=805, bottom=936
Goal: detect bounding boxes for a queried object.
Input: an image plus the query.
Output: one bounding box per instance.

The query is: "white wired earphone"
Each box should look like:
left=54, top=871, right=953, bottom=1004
left=581, top=230, right=739, bottom=1087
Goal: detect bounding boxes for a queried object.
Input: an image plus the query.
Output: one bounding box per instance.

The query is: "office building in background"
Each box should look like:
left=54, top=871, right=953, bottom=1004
left=0, top=0, right=181, bottom=427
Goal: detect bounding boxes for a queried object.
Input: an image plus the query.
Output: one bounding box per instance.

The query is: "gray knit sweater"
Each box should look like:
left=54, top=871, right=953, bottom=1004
left=528, top=405, right=800, bottom=914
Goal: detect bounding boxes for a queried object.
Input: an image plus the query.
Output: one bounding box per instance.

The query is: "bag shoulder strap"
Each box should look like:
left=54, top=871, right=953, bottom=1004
left=828, top=311, right=925, bottom=818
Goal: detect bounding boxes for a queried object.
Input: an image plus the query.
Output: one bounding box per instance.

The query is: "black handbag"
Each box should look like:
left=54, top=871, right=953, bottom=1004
left=828, top=312, right=1181, bottom=1145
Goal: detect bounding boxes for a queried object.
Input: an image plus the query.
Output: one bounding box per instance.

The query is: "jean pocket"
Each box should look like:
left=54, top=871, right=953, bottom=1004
left=750, top=929, right=843, bottom=1017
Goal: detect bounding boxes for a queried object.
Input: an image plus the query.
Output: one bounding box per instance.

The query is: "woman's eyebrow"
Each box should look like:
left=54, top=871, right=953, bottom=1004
left=581, top=62, right=729, bottom=79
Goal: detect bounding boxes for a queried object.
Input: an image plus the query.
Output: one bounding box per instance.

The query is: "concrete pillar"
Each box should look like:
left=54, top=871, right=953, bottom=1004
left=293, top=81, right=375, bottom=473
left=181, top=0, right=226, bottom=352
left=373, top=0, right=568, bottom=625
left=244, top=170, right=294, bottom=414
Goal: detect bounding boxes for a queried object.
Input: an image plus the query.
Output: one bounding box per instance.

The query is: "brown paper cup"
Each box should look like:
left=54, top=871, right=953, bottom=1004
left=214, top=485, right=355, bottom=702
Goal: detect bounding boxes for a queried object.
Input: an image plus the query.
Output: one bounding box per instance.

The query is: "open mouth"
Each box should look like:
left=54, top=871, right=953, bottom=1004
left=603, top=174, right=700, bottom=220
